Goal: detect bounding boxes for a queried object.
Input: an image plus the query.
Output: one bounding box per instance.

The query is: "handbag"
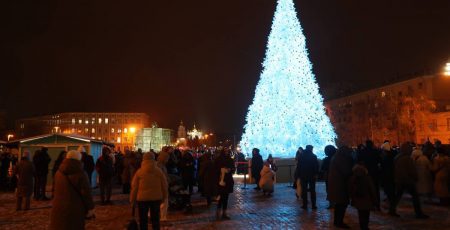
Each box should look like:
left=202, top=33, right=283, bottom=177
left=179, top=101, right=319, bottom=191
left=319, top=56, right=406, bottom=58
left=126, top=204, right=138, bottom=230
left=60, top=170, right=94, bottom=220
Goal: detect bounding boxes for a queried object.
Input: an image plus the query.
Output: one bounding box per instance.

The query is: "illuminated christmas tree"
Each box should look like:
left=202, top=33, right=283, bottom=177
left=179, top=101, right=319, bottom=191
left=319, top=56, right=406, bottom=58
left=240, top=0, right=336, bottom=159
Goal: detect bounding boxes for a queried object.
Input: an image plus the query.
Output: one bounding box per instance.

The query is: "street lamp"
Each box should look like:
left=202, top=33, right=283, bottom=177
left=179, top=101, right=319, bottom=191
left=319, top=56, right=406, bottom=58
left=444, top=62, right=450, bottom=76
left=7, top=134, right=14, bottom=142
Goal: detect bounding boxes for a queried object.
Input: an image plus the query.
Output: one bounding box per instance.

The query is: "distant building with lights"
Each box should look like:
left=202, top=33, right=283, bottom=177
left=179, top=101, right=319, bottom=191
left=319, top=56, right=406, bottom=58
left=134, top=125, right=174, bottom=152
left=15, top=112, right=149, bottom=150
left=325, top=74, right=450, bottom=146
left=188, top=124, right=203, bottom=139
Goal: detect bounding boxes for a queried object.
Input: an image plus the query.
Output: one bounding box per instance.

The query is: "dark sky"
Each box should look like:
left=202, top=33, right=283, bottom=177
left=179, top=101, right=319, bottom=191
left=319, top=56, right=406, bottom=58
left=1, top=0, right=449, bottom=135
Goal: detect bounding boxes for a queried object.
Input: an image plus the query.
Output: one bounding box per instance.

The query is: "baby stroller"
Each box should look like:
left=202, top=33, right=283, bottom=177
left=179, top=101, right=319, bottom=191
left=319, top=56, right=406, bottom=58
left=167, top=174, right=192, bottom=212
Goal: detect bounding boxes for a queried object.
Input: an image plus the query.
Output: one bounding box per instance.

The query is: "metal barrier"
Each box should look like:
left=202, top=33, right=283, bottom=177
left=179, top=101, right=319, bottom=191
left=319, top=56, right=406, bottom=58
left=233, top=161, right=297, bottom=188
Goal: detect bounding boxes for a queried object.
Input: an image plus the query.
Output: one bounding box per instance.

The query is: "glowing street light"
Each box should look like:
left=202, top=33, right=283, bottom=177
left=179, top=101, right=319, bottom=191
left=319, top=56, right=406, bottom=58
left=130, top=127, right=136, bottom=133
left=444, top=62, right=450, bottom=76
left=7, top=134, right=14, bottom=142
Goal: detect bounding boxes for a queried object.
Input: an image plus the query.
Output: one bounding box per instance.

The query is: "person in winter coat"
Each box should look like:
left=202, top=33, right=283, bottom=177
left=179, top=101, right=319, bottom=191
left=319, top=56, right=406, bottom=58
left=431, top=148, right=450, bottom=206
left=297, top=145, right=319, bottom=209
left=199, top=151, right=217, bottom=207
left=33, top=148, right=51, bottom=200
left=411, top=147, right=432, bottom=197
left=96, top=147, right=115, bottom=205
left=328, top=146, right=353, bottom=228
left=51, top=151, right=67, bottom=198
left=349, top=162, right=377, bottom=230
left=179, top=151, right=195, bottom=194
left=251, top=148, right=263, bottom=190
left=130, top=152, right=168, bottom=230
left=50, top=150, right=95, bottom=230
left=122, top=150, right=138, bottom=194
left=391, top=142, right=429, bottom=218
left=380, top=145, right=397, bottom=214
left=15, top=150, right=34, bottom=211
left=322, top=145, right=336, bottom=209
left=215, top=148, right=235, bottom=220
left=157, top=146, right=170, bottom=221
left=79, top=146, right=95, bottom=187
left=259, top=162, right=275, bottom=195
left=266, top=154, right=277, bottom=172
left=358, top=140, right=382, bottom=210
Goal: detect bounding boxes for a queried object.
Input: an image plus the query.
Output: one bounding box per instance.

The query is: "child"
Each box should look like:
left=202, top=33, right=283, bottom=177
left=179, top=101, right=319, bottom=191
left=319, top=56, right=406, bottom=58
left=349, top=162, right=377, bottom=230
left=259, top=162, right=275, bottom=196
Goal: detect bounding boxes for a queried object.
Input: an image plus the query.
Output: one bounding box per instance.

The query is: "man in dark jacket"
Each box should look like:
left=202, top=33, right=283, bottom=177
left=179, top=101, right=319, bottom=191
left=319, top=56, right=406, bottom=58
left=33, top=148, right=51, bottom=200
left=96, top=147, right=114, bottom=205
left=80, top=147, right=95, bottom=187
left=358, top=140, right=382, bottom=210
left=298, top=145, right=319, bottom=209
left=391, top=142, right=429, bottom=219
left=251, top=148, right=263, bottom=190
left=215, top=148, right=235, bottom=220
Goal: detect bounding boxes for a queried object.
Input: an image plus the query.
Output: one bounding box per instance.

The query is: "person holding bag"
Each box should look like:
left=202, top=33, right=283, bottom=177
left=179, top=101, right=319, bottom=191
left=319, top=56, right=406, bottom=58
left=50, top=150, right=95, bottom=230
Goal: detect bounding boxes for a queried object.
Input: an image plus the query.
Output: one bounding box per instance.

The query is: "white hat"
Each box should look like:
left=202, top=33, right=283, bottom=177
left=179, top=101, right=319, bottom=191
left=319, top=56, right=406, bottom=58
left=66, top=150, right=82, bottom=161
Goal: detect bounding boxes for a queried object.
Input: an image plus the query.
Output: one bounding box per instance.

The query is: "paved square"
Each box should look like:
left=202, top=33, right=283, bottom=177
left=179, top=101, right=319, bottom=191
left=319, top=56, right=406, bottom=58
left=0, top=181, right=448, bottom=229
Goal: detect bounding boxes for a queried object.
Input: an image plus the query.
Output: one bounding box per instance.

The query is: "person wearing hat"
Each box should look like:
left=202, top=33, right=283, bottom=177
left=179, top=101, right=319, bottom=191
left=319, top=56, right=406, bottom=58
left=50, top=150, right=95, bottom=230
left=15, top=150, right=35, bottom=211
left=130, top=152, right=168, bottom=230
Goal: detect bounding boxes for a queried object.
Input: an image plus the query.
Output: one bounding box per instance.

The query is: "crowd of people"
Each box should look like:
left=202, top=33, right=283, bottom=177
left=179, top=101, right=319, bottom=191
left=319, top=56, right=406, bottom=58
left=1, top=139, right=449, bottom=230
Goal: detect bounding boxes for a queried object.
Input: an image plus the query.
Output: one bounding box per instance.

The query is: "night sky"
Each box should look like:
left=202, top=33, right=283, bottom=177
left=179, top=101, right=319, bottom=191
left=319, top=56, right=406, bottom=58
left=1, top=0, right=449, bottom=136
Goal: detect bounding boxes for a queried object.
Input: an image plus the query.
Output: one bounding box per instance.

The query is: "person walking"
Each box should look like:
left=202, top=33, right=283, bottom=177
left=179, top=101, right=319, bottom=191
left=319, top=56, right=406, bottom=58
left=33, top=148, right=51, bottom=200
left=391, top=142, right=429, bottom=218
left=130, top=152, right=168, bottom=230
left=215, top=148, right=235, bottom=220
left=349, top=161, right=377, bottom=230
left=49, top=150, right=95, bottom=230
left=96, top=147, right=115, bottom=205
left=79, top=147, right=95, bottom=187
left=15, top=150, right=35, bottom=211
left=328, top=146, right=353, bottom=228
left=297, top=145, right=319, bottom=209
left=251, top=148, right=263, bottom=190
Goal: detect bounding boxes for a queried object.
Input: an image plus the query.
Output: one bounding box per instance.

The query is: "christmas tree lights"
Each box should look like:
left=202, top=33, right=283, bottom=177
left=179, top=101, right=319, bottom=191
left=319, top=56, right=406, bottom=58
left=240, top=0, right=336, bottom=159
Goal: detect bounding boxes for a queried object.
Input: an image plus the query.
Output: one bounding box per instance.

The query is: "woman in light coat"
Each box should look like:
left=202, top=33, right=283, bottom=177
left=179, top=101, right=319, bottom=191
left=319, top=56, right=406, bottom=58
left=432, top=150, right=450, bottom=206
left=259, top=162, right=275, bottom=195
left=411, top=148, right=432, bottom=196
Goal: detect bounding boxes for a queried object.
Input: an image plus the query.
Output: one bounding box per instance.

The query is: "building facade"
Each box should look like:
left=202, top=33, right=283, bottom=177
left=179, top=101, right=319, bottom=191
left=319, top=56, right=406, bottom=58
left=15, top=112, right=150, bottom=150
left=325, top=74, right=450, bottom=146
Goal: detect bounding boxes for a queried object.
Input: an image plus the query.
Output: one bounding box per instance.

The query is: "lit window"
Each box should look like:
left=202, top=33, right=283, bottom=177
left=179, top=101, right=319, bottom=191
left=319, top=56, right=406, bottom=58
left=381, top=91, right=386, bottom=97
left=79, top=119, right=82, bottom=124
left=85, top=120, right=89, bottom=124
left=92, top=128, right=95, bottom=133
left=105, top=118, right=109, bottom=124
left=124, top=128, right=128, bottom=133
left=72, top=118, right=75, bottom=124
left=85, top=128, right=89, bottom=133
left=92, top=118, right=95, bottom=124
left=118, top=129, right=122, bottom=133
left=117, top=137, right=121, bottom=143
left=111, top=128, right=115, bottom=133
left=99, top=118, right=102, bottom=124
left=71, top=128, right=75, bottom=133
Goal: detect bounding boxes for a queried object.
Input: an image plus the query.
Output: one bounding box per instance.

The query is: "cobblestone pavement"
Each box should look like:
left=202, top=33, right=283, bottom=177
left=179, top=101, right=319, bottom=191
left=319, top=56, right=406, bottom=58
left=0, top=180, right=448, bottom=230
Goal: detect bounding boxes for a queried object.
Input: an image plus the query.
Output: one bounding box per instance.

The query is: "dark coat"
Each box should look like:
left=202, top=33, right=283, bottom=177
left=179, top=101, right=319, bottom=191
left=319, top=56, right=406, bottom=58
left=199, top=154, right=217, bottom=197
left=349, top=164, right=377, bottom=210
left=394, top=153, right=417, bottom=185
left=95, top=155, right=114, bottom=179
left=297, top=150, right=319, bottom=180
left=122, top=152, right=138, bottom=184
left=251, top=154, right=263, bottom=178
left=33, top=150, right=51, bottom=176
left=358, top=147, right=381, bottom=180
left=215, top=154, right=234, bottom=194
left=81, top=153, right=95, bottom=175
left=328, top=148, right=353, bottom=204
left=380, top=150, right=396, bottom=187
left=50, top=159, right=94, bottom=230
left=179, top=152, right=195, bottom=184
left=15, top=158, right=34, bottom=197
